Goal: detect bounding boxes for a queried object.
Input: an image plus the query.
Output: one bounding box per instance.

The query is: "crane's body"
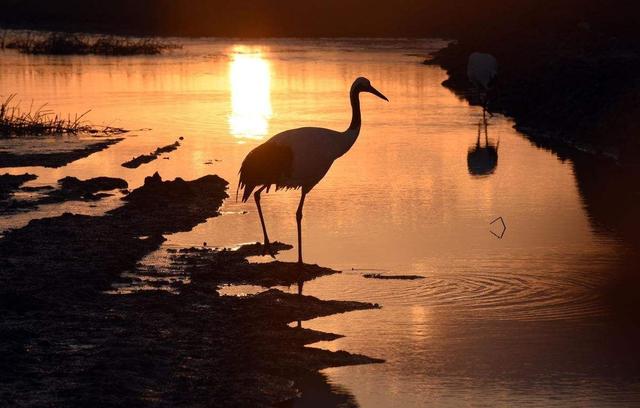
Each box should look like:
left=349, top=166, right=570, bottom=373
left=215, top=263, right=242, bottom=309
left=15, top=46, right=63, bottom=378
left=243, top=126, right=353, bottom=195
left=238, top=77, right=388, bottom=263
left=467, top=52, right=498, bottom=122
left=467, top=52, right=498, bottom=90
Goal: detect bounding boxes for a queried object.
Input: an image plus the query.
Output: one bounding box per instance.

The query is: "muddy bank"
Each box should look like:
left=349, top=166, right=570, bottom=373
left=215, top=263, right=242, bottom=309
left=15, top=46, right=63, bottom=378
left=1, top=175, right=128, bottom=214
left=0, top=172, right=381, bottom=407
left=0, top=172, right=228, bottom=298
left=122, top=140, right=181, bottom=168
left=427, top=28, right=640, bottom=326
left=56, top=175, right=127, bottom=196
left=0, top=137, right=123, bottom=168
left=427, top=30, right=640, bottom=241
left=169, top=243, right=344, bottom=289
left=427, top=31, right=640, bottom=163
left=0, top=173, right=36, bottom=201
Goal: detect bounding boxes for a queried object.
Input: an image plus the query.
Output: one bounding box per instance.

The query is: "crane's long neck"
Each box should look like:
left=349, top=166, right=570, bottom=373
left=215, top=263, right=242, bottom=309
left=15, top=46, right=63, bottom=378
left=347, top=89, right=361, bottom=133
left=335, top=89, right=361, bottom=158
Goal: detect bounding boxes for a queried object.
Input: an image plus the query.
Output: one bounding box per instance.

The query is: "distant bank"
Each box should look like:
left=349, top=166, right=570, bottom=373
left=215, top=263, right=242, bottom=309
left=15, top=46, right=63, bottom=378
left=428, top=38, right=639, bottom=165
left=426, top=4, right=640, bottom=165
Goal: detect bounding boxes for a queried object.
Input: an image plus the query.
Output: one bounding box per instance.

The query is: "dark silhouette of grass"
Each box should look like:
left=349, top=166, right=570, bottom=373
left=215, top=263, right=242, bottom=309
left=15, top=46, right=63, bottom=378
left=4, top=32, right=179, bottom=56
left=0, top=94, right=127, bottom=137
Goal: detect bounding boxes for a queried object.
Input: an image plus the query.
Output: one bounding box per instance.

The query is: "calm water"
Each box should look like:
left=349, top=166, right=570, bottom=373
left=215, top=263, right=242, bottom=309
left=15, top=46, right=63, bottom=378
left=1, top=38, right=638, bottom=406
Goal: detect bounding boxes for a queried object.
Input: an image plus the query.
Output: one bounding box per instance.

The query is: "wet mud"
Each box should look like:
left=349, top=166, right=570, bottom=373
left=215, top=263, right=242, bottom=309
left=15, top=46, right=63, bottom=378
left=0, top=173, right=37, bottom=201
left=0, top=172, right=381, bottom=407
left=0, top=137, right=124, bottom=168
left=1, top=175, right=128, bottom=214
left=122, top=140, right=180, bottom=168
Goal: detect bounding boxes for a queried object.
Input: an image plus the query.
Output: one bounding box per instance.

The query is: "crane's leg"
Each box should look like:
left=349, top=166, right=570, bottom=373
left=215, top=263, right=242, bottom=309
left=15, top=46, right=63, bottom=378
left=254, top=186, right=274, bottom=258
left=484, top=119, right=489, bottom=146
left=296, top=191, right=307, bottom=264
left=482, top=96, right=488, bottom=126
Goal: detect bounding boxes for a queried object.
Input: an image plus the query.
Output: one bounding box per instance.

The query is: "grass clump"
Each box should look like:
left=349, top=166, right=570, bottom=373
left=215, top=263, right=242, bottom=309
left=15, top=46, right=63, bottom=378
left=4, top=32, right=179, bottom=56
left=0, top=94, right=127, bottom=137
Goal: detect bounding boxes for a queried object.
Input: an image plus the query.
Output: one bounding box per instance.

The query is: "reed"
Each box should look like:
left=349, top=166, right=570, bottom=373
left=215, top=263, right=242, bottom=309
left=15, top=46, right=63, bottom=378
left=0, top=94, right=127, bottom=137
left=4, top=32, right=179, bottom=56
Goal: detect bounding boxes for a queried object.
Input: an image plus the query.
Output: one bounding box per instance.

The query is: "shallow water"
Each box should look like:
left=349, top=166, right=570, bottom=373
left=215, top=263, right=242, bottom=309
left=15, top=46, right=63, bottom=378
left=1, top=38, right=638, bottom=406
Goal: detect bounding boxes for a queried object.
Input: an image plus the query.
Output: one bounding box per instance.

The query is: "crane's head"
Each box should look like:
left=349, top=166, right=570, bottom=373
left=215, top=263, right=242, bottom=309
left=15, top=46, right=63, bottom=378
left=352, top=77, right=388, bottom=102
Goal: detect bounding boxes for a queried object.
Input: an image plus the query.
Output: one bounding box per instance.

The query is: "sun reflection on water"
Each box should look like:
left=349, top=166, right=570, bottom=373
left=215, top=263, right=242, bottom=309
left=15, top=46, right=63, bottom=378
left=228, top=47, right=272, bottom=141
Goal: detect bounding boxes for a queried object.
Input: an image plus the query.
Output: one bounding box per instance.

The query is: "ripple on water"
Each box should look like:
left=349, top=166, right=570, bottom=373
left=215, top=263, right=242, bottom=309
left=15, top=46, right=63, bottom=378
left=421, top=272, right=605, bottom=321
left=312, top=269, right=608, bottom=322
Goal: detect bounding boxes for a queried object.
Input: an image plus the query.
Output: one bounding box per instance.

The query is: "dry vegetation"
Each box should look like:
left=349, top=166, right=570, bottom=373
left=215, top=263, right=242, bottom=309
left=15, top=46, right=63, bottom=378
left=1, top=31, right=179, bottom=56
left=0, top=94, right=127, bottom=137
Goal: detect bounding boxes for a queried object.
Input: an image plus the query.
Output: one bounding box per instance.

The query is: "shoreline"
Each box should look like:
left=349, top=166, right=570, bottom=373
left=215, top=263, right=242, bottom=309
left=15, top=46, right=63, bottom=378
left=426, top=38, right=640, bottom=166
left=426, top=38, right=640, bottom=260
left=0, top=137, right=124, bottom=168
left=0, top=172, right=382, bottom=407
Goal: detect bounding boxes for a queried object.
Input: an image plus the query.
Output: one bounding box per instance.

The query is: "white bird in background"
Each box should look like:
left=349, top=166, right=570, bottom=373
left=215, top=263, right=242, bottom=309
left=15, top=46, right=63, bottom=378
left=467, top=52, right=498, bottom=122
left=237, top=77, right=388, bottom=264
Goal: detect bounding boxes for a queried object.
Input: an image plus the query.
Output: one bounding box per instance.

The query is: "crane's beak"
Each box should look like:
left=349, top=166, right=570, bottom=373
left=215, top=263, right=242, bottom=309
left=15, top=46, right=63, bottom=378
left=368, top=85, right=389, bottom=102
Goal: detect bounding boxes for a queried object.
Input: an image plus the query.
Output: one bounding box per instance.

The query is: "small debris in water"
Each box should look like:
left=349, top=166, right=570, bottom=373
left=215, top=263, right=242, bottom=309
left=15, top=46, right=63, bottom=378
left=363, top=273, right=425, bottom=280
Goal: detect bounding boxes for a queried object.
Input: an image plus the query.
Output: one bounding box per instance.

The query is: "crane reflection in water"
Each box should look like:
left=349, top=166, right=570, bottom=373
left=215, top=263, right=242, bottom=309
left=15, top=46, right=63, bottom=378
left=228, top=47, right=273, bottom=141
left=467, top=120, right=499, bottom=177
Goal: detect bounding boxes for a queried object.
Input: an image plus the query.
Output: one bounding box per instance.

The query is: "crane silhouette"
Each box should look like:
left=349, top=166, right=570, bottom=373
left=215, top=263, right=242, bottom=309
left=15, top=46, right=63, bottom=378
left=237, top=77, right=388, bottom=264
left=467, top=52, right=498, bottom=123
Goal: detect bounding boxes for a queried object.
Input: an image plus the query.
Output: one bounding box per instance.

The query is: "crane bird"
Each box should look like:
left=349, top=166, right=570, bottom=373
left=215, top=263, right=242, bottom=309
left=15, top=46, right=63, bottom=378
left=237, top=77, right=388, bottom=264
left=467, top=52, right=498, bottom=122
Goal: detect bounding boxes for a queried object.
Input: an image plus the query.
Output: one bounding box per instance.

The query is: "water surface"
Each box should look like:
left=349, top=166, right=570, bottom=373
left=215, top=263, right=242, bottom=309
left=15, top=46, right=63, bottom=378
left=1, top=38, right=638, bottom=407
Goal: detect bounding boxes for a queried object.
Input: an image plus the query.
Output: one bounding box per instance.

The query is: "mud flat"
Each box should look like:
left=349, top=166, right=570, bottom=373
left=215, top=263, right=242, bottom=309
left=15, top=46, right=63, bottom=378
left=122, top=140, right=181, bottom=168
left=0, top=172, right=381, bottom=407
left=1, top=175, right=128, bottom=214
left=0, top=173, right=37, bottom=201
left=0, top=137, right=123, bottom=168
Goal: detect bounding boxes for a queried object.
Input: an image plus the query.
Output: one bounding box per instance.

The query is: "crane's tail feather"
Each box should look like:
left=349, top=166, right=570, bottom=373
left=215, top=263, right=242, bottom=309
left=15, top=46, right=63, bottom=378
left=237, top=142, right=294, bottom=203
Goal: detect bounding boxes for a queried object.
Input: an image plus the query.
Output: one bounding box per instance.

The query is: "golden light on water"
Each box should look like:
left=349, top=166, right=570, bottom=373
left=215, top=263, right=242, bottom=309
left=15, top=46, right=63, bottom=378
left=229, top=47, right=272, bottom=141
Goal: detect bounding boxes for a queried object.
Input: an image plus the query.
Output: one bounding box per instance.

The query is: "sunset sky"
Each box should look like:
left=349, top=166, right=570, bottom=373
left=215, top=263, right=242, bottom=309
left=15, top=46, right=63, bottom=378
left=1, top=0, right=631, bottom=38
